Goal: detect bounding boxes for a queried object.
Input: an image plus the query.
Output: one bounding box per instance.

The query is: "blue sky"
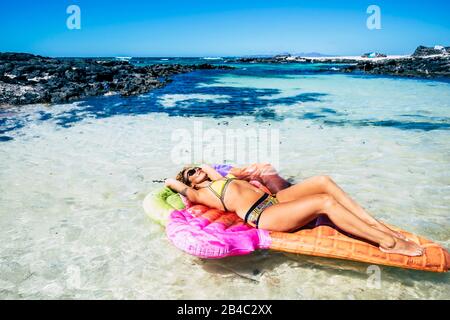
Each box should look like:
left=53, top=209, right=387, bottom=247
left=1, top=0, right=449, bottom=57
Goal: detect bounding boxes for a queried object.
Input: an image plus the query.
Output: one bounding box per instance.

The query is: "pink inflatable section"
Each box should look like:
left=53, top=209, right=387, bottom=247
left=167, top=205, right=272, bottom=258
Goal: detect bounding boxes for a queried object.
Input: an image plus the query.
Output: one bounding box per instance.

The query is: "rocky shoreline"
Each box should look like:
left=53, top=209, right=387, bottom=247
left=227, top=45, right=450, bottom=78
left=341, top=55, right=450, bottom=78
left=1, top=46, right=449, bottom=107
left=0, top=53, right=233, bottom=106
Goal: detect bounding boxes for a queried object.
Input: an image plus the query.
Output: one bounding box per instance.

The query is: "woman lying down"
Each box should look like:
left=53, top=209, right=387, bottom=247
left=165, top=163, right=423, bottom=257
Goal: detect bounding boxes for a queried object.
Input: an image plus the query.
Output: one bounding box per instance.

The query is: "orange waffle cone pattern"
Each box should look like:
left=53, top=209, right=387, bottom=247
left=269, top=224, right=449, bottom=272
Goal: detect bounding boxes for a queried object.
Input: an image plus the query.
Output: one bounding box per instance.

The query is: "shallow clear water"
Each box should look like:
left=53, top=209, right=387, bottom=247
left=0, top=62, right=449, bottom=299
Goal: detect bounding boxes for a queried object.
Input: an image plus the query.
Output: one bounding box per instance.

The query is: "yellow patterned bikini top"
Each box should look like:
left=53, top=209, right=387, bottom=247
left=207, top=174, right=236, bottom=211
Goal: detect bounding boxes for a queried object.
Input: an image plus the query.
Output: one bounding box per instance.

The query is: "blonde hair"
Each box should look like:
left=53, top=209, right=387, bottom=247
left=176, top=166, right=192, bottom=186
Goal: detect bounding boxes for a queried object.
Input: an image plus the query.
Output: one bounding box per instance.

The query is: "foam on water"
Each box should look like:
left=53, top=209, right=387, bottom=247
left=0, top=67, right=449, bottom=298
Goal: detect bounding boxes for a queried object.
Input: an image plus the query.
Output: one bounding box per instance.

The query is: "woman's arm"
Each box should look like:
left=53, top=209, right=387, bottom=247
left=230, top=163, right=291, bottom=194
left=201, top=164, right=223, bottom=180
left=165, top=178, right=199, bottom=202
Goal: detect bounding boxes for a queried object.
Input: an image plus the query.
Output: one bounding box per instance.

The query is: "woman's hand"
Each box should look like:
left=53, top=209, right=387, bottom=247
left=200, top=164, right=223, bottom=180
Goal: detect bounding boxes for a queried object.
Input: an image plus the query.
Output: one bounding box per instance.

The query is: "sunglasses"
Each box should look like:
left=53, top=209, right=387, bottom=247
left=183, top=167, right=199, bottom=183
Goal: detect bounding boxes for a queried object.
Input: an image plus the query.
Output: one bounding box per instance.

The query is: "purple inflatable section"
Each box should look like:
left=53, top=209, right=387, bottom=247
left=213, top=164, right=233, bottom=176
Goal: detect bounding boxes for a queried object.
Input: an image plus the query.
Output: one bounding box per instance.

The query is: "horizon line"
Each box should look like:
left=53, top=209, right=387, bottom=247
left=1, top=51, right=414, bottom=59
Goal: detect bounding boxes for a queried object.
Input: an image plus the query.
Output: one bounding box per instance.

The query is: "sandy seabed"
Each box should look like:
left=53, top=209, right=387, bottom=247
left=0, top=107, right=449, bottom=299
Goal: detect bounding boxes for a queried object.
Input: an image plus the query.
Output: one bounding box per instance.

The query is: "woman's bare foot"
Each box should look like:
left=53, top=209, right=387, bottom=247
left=379, top=237, right=424, bottom=256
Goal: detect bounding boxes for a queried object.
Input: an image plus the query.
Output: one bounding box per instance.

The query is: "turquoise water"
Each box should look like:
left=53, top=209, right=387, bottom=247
left=0, top=61, right=449, bottom=299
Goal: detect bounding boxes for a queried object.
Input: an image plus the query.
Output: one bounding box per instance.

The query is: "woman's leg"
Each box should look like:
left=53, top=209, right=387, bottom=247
left=259, top=194, right=423, bottom=256
left=276, top=176, right=404, bottom=238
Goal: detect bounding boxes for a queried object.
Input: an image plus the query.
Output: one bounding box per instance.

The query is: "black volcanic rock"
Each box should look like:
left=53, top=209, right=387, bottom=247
left=0, top=53, right=234, bottom=106
left=340, top=45, right=450, bottom=78
left=229, top=45, right=450, bottom=78
left=342, top=56, right=450, bottom=78
left=412, top=45, right=450, bottom=57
